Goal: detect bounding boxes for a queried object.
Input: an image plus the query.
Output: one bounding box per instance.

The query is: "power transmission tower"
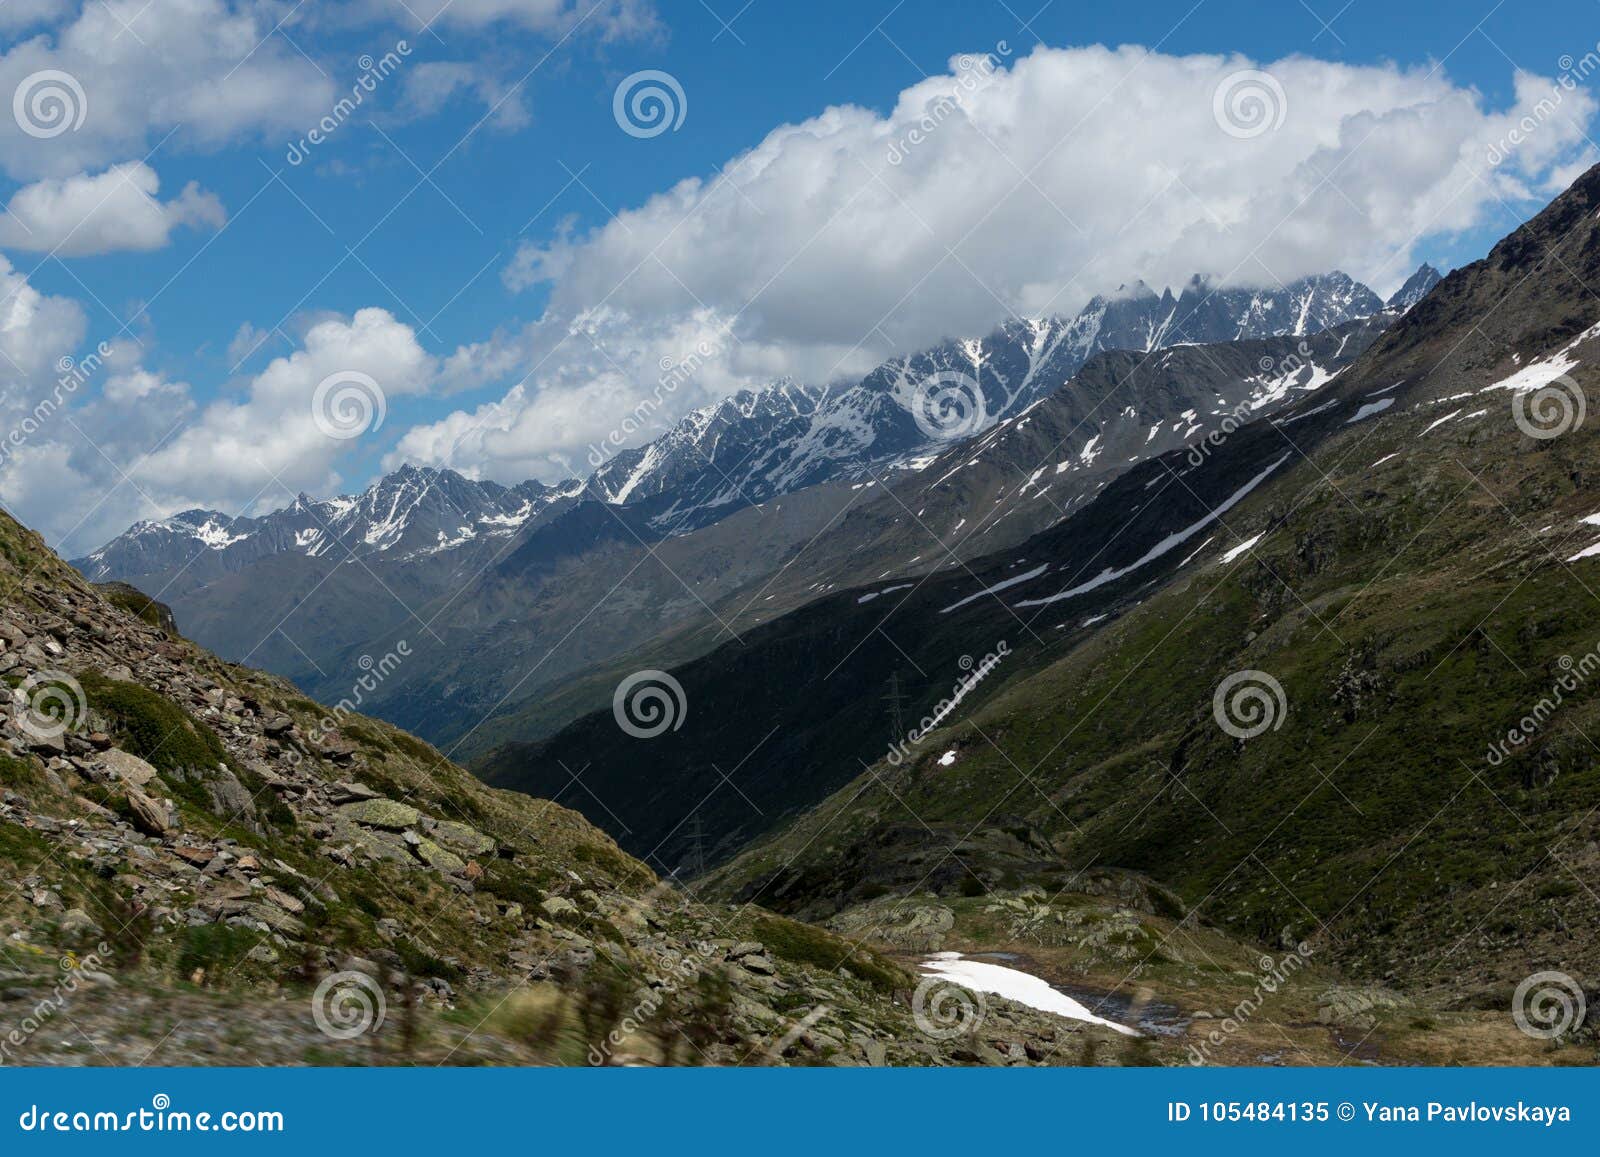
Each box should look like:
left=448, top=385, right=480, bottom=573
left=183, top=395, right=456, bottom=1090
left=686, top=812, right=707, bottom=877
left=883, top=671, right=908, bottom=739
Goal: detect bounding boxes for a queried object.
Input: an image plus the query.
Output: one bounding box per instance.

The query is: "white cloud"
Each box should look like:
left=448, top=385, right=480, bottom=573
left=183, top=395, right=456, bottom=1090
left=225, top=321, right=274, bottom=368
left=396, top=45, right=1598, bottom=485
left=387, top=306, right=745, bottom=481
left=0, top=306, right=449, bottom=555
left=129, top=308, right=435, bottom=497
left=0, top=162, right=225, bottom=255
left=0, top=253, right=86, bottom=381
left=0, top=0, right=336, bottom=179
left=400, top=62, right=531, bottom=131
left=384, top=0, right=658, bottom=38
left=0, top=0, right=71, bottom=32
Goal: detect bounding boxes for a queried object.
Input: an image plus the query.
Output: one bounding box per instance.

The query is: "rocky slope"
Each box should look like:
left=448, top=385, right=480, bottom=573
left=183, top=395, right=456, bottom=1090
left=3, top=504, right=1173, bottom=1066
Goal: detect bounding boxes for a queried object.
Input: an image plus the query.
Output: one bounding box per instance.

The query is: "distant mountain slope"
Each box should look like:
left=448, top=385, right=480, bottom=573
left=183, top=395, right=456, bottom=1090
left=587, top=271, right=1392, bottom=534
left=75, top=465, right=583, bottom=589
left=1386, top=262, right=1443, bottom=311
left=82, top=268, right=1397, bottom=586
left=465, top=314, right=1395, bottom=757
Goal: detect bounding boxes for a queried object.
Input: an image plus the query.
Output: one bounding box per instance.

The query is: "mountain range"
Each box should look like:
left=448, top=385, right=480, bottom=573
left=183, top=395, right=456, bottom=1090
left=74, top=267, right=1433, bottom=757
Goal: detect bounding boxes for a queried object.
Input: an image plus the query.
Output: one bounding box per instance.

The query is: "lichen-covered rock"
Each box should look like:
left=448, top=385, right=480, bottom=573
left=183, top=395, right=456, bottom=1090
left=412, top=837, right=465, bottom=875
left=432, top=819, right=494, bottom=856
left=98, top=748, right=157, bottom=787
left=337, top=798, right=419, bottom=830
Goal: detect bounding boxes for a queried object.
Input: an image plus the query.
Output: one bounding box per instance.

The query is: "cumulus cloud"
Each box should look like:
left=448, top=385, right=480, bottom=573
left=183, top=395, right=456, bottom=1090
left=391, top=45, right=1598, bottom=486
left=0, top=306, right=448, bottom=554
left=0, top=162, right=225, bottom=255
left=0, top=0, right=336, bottom=179
left=0, top=254, right=86, bottom=381
left=386, top=306, right=746, bottom=481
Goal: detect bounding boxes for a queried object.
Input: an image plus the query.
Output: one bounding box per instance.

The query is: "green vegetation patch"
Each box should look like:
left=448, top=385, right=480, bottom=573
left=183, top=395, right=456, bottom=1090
left=80, top=673, right=226, bottom=777
left=99, top=586, right=171, bottom=633
left=751, top=913, right=905, bottom=994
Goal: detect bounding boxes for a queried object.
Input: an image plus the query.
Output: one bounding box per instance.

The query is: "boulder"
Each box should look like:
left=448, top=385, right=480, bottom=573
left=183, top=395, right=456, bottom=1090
left=124, top=785, right=170, bottom=836
left=412, top=837, right=466, bottom=875
left=1316, top=987, right=1407, bottom=1029
left=432, top=819, right=495, bottom=856
left=204, top=767, right=256, bottom=821
left=99, top=748, right=158, bottom=786
left=338, top=798, right=419, bottom=830
left=327, top=781, right=379, bottom=804
left=57, top=907, right=101, bottom=940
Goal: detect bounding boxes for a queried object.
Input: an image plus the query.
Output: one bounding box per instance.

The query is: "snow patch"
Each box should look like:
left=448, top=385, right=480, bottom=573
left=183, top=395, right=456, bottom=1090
left=941, top=562, right=1050, bottom=614
left=1219, top=533, right=1264, bottom=564
left=1345, top=397, right=1395, bottom=423
left=1016, top=454, right=1291, bottom=607
left=858, top=583, right=914, bottom=604
left=919, top=953, right=1138, bottom=1035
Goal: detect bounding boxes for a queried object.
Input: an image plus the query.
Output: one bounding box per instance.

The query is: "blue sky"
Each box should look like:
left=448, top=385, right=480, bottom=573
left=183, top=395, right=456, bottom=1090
left=2, top=0, right=1598, bottom=553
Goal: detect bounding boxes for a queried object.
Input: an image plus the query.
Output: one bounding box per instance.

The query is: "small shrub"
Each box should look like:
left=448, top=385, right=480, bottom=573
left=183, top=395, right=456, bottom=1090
left=99, top=585, right=172, bottom=633
left=176, top=924, right=261, bottom=980
left=80, top=674, right=225, bottom=777
left=751, top=914, right=905, bottom=994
